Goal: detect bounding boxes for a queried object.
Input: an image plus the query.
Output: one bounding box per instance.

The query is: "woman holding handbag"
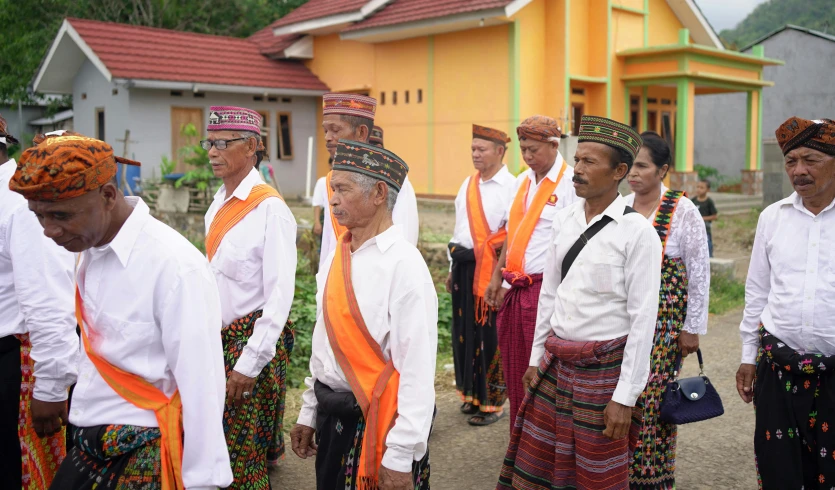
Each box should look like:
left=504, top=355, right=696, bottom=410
left=623, top=132, right=711, bottom=489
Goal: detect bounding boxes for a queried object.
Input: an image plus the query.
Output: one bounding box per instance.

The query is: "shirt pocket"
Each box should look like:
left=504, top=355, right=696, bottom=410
left=212, top=241, right=260, bottom=281
left=587, top=252, right=624, bottom=295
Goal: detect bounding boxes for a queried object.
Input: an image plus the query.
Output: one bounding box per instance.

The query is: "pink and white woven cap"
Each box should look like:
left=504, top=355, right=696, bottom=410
left=207, top=106, right=262, bottom=134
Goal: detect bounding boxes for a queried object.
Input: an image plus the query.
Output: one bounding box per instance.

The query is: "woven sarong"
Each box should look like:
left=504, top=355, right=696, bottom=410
left=222, top=310, right=294, bottom=489
left=50, top=424, right=162, bottom=489
left=450, top=244, right=507, bottom=412
left=496, top=271, right=543, bottom=429
left=498, top=334, right=630, bottom=490
left=754, top=327, right=835, bottom=490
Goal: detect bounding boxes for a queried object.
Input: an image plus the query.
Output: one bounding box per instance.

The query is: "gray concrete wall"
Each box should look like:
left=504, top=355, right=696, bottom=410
left=128, top=89, right=318, bottom=198
left=72, top=59, right=130, bottom=151
left=694, top=29, right=835, bottom=178
left=0, top=105, right=51, bottom=147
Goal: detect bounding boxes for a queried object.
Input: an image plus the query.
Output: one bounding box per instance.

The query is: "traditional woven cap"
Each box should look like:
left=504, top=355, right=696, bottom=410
left=0, top=113, right=19, bottom=146
left=323, top=93, right=376, bottom=120
left=10, top=135, right=140, bottom=201
left=473, top=124, right=510, bottom=145
left=516, top=115, right=563, bottom=142
left=333, top=139, right=408, bottom=192
left=207, top=106, right=262, bottom=135
left=577, top=115, right=642, bottom=160
left=369, top=125, right=384, bottom=147
left=776, top=117, right=835, bottom=156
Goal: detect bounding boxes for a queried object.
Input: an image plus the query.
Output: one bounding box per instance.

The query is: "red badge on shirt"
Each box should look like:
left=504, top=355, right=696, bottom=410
left=546, top=194, right=558, bottom=206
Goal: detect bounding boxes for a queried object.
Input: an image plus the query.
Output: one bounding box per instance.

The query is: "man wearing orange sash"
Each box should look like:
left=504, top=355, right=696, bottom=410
left=10, top=134, right=233, bottom=489
left=319, top=93, right=420, bottom=272
left=291, top=140, right=437, bottom=490
left=203, top=106, right=297, bottom=488
left=446, top=124, right=516, bottom=426
left=485, top=115, right=579, bottom=429
left=0, top=121, right=78, bottom=490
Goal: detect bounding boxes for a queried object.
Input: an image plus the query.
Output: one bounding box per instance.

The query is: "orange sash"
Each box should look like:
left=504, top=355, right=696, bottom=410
left=75, top=289, right=184, bottom=490
left=465, top=173, right=508, bottom=324
left=323, top=233, right=399, bottom=489
left=205, top=183, right=283, bottom=261
left=504, top=161, right=567, bottom=282
left=326, top=171, right=348, bottom=241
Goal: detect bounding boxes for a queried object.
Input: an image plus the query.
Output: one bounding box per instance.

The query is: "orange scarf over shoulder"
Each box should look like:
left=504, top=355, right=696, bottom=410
left=464, top=173, right=507, bottom=324
left=205, top=183, right=283, bottom=261
left=504, top=161, right=567, bottom=282
left=326, top=171, right=348, bottom=241
left=75, top=289, right=184, bottom=490
left=323, top=234, right=399, bottom=489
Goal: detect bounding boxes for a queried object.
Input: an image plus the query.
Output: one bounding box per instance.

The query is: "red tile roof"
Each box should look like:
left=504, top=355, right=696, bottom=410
left=248, top=26, right=302, bottom=57
left=270, top=0, right=369, bottom=29
left=67, top=18, right=328, bottom=92
left=343, top=0, right=512, bottom=32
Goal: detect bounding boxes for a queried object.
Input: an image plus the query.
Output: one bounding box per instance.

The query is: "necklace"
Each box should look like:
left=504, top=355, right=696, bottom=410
left=639, top=196, right=661, bottom=219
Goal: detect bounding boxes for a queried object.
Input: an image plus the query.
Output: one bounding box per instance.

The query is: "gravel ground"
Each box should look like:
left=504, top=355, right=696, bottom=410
left=271, top=307, right=757, bottom=489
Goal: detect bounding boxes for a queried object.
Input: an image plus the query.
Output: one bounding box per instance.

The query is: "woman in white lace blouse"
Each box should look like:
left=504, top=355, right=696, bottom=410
left=624, top=131, right=711, bottom=490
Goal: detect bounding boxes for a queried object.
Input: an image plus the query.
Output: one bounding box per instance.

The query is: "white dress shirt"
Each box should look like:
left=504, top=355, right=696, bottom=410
left=298, top=225, right=438, bottom=473
left=625, top=185, right=710, bottom=335
left=530, top=195, right=662, bottom=407
left=450, top=166, right=517, bottom=249
left=205, top=168, right=297, bottom=378
left=0, top=159, right=78, bottom=402
left=740, top=193, right=835, bottom=364
left=73, top=197, right=233, bottom=489
left=312, top=176, right=327, bottom=208
left=319, top=176, right=420, bottom=271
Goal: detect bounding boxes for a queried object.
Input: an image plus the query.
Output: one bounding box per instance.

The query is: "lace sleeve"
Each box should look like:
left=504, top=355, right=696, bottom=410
left=677, top=202, right=711, bottom=335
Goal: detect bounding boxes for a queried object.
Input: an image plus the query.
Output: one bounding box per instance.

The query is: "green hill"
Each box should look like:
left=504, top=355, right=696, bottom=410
left=719, top=0, right=835, bottom=49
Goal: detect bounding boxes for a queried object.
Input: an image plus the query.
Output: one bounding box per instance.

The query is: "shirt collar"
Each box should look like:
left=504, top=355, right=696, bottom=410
left=481, top=165, right=511, bottom=184
left=784, top=192, right=835, bottom=216
left=573, top=193, right=629, bottom=224
left=526, top=153, right=565, bottom=185
left=0, top=158, right=16, bottom=182
left=213, top=167, right=263, bottom=203
left=90, top=197, right=150, bottom=267
left=354, top=224, right=403, bottom=255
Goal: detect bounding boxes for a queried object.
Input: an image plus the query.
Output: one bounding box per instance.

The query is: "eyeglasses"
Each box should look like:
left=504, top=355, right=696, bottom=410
left=200, top=138, right=247, bottom=150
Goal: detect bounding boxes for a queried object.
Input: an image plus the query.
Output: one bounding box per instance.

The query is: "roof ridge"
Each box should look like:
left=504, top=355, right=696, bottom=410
left=66, top=17, right=254, bottom=44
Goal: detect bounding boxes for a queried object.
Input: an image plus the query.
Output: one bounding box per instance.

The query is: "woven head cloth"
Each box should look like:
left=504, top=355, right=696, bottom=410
left=473, top=124, right=511, bottom=145
left=776, top=117, right=835, bottom=156
left=323, top=93, right=377, bottom=120
left=577, top=115, right=642, bottom=160
left=333, top=139, right=408, bottom=192
left=369, top=125, right=384, bottom=147
left=516, top=115, right=563, bottom=142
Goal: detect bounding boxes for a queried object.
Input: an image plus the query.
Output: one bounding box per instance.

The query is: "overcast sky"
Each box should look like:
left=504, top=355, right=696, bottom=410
left=696, top=0, right=769, bottom=32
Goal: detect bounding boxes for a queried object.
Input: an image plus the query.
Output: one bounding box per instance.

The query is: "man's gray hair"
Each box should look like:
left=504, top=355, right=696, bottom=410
left=350, top=172, right=398, bottom=212
left=238, top=130, right=260, bottom=143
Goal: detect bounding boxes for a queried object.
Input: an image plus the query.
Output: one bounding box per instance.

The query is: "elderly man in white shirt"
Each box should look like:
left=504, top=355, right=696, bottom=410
left=202, top=106, right=297, bottom=487
left=736, top=117, right=835, bottom=490
left=291, top=139, right=437, bottom=490
left=0, top=122, right=78, bottom=490
left=10, top=133, right=232, bottom=490
left=498, top=116, right=661, bottom=490
left=446, top=124, right=516, bottom=426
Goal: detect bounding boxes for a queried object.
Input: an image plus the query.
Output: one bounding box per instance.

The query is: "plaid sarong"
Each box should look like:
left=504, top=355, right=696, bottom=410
left=496, top=272, right=543, bottom=430
left=498, top=334, right=630, bottom=490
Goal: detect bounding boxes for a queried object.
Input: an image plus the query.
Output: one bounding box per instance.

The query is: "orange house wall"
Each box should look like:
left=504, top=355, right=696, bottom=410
left=647, top=0, right=686, bottom=46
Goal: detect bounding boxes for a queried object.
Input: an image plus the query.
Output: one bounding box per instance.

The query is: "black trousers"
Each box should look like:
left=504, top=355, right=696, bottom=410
left=0, top=335, right=22, bottom=489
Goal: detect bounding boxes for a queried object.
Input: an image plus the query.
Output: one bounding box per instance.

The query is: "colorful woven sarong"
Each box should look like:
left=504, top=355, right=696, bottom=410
left=450, top=244, right=507, bottom=413
left=498, top=334, right=630, bottom=490
left=51, top=424, right=162, bottom=489
left=222, top=310, right=294, bottom=489
left=629, top=190, right=686, bottom=490
left=753, top=327, right=835, bottom=490
left=496, top=271, right=543, bottom=429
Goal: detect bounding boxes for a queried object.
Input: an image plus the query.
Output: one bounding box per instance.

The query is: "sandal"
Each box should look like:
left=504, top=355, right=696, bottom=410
left=468, top=411, right=505, bottom=426
left=460, top=402, right=478, bottom=414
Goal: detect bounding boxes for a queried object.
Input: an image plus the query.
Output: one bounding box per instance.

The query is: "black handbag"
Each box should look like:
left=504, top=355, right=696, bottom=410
left=659, top=348, right=724, bottom=425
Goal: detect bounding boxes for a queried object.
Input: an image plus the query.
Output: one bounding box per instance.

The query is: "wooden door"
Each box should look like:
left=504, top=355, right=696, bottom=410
left=171, top=107, right=204, bottom=174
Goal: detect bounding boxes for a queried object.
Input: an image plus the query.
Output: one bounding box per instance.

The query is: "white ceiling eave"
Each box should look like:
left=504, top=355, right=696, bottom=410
left=666, top=0, right=723, bottom=48
left=272, top=0, right=392, bottom=36
left=340, top=8, right=510, bottom=43
left=32, top=19, right=112, bottom=94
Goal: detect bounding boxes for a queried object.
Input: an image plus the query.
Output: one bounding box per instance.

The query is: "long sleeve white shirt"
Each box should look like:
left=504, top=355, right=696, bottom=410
left=740, top=193, right=835, bottom=364
left=625, top=185, right=710, bottom=334
left=312, top=176, right=327, bottom=208
left=319, top=176, right=420, bottom=271
left=73, top=197, right=233, bottom=489
left=205, top=167, right=297, bottom=378
left=0, top=159, right=78, bottom=402
left=530, top=195, right=662, bottom=407
left=298, top=225, right=438, bottom=473
left=449, top=166, right=518, bottom=248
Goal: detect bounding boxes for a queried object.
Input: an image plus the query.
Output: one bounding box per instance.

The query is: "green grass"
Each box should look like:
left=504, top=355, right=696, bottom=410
left=709, top=274, right=746, bottom=316
left=420, top=231, right=452, bottom=244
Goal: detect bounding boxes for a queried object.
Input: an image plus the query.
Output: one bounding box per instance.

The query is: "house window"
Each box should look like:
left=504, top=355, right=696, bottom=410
left=281, top=97, right=292, bottom=103
left=253, top=95, right=264, bottom=101
left=630, top=96, right=640, bottom=130
left=112, top=88, right=118, bottom=96
left=380, top=92, right=386, bottom=105
left=170, top=91, right=182, bottom=97
left=647, top=97, right=658, bottom=104
left=277, top=112, right=293, bottom=160
left=417, top=89, right=423, bottom=103
left=648, top=110, right=658, bottom=133
left=258, top=112, right=270, bottom=158
left=572, top=87, right=585, bottom=96
left=392, top=91, right=398, bottom=105
left=193, top=92, right=206, bottom=98
left=95, top=108, right=105, bottom=141
left=571, top=103, right=584, bottom=133
left=661, top=99, right=672, bottom=105
left=268, top=96, right=278, bottom=102
left=405, top=90, right=410, bottom=104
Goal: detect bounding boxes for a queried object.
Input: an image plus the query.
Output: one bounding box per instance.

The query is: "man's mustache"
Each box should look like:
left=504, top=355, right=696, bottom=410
left=794, top=178, right=813, bottom=186
left=572, top=175, right=588, bottom=185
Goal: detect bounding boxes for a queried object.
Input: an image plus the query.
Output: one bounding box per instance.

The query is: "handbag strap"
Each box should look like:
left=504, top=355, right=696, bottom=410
left=561, top=205, right=637, bottom=279
left=674, top=348, right=706, bottom=379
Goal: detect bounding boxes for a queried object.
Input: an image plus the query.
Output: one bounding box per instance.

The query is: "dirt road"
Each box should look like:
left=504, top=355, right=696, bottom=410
left=271, top=308, right=757, bottom=489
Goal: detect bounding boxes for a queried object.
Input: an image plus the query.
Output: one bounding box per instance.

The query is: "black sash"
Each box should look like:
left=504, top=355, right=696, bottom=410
left=561, top=206, right=636, bottom=279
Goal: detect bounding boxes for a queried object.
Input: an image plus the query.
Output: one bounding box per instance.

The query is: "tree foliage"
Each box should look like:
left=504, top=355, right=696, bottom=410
left=719, top=0, right=835, bottom=50
left=0, top=0, right=308, bottom=104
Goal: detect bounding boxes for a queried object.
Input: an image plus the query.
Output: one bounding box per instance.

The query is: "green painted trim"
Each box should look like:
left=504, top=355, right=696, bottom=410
left=675, top=78, right=688, bottom=172
left=678, top=28, right=690, bottom=46
left=640, top=86, right=648, bottom=132
left=569, top=75, right=608, bottom=83
left=509, top=19, right=521, bottom=173
left=427, top=36, right=435, bottom=193
left=756, top=87, right=763, bottom=170
left=621, top=71, right=773, bottom=88
left=564, top=0, right=571, bottom=127
left=612, top=4, right=645, bottom=14
left=617, top=43, right=784, bottom=66
left=745, top=90, right=753, bottom=171
left=751, top=45, right=765, bottom=58
left=606, top=0, right=612, bottom=118
left=643, top=0, right=649, bottom=47
left=686, top=52, right=764, bottom=71
left=626, top=78, right=760, bottom=92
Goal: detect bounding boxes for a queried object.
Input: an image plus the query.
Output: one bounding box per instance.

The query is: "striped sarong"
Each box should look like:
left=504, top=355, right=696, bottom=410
left=498, top=334, right=630, bottom=490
